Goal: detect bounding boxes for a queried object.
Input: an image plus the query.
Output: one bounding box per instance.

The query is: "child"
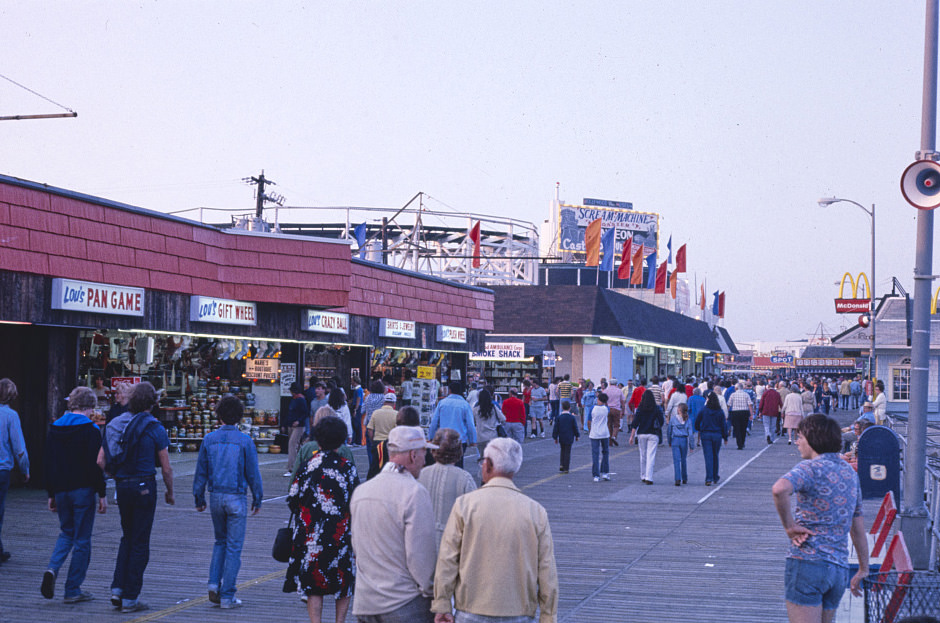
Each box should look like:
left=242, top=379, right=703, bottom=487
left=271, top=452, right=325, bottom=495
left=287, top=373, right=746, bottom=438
left=552, top=400, right=580, bottom=473
left=668, top=402, right=694, bottom=486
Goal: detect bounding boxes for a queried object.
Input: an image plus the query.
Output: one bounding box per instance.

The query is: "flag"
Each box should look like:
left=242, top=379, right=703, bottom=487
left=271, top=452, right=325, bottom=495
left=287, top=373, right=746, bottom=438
left=600, top=227, right=616, bottom=272
left=700, top=284, right=706, bottom=310
left=670, top=270, right=677, bottom=299
left=468, top=221, right=481, bottom=268
left=676, top=244, right=687, bottom=273
left=645, top=251, right=657, bottom=288
left=712, top=291, right=720, bottom=316
left=354, top=223, right=367, bottom=259
left=654, top=261, right=668, bottom=293
left=617, top=237, right=632, bottom=281
left=667, top=235, right=673, bottom=264
left=630, top=245, right=644, bottom=285
left=585, top=218, right=602, bottom=267
left=719, top=291, right=726, bottom=318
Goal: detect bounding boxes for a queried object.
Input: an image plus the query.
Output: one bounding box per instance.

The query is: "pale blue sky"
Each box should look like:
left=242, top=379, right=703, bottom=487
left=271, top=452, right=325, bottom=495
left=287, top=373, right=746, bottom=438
left=2, top=2, right=933, bottom=344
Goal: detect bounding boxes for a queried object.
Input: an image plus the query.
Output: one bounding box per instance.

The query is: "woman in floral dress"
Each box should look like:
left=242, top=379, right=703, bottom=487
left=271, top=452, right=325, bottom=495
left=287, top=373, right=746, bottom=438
left=285, top=415, right=357, bottom=623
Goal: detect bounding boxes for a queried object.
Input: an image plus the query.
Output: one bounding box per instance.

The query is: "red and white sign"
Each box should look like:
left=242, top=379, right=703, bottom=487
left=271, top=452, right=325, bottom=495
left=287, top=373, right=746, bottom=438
left=110, top=376, right=142, bottom=387
left=190, top=296, right=257, bottom=326
left=51, top=279, right=145, bottom=316
left=835, top=299, right=870, bottom=314
left=303, top=310, right=349, bottom=334
left=379, top=318, right=416, bottom=339
left=436, top=325, right=467, bottom=343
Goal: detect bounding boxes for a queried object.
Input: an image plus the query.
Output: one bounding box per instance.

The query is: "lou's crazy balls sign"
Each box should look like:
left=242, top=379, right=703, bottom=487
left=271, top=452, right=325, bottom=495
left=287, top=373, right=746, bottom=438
left=51, top=279, right=145, bottom=316
left=835, top=272, right=871, bottom=314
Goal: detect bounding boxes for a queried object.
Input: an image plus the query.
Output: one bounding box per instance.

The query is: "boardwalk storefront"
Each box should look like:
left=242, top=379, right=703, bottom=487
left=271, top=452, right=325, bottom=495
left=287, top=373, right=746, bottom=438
left=486, top=285, right=735, bottom=385
left=0, top=174, right=492, bottom=485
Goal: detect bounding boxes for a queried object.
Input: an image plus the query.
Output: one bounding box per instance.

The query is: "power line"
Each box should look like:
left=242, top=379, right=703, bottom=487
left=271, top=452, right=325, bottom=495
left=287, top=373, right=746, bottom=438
left=0, top=72, right=77, bottom=119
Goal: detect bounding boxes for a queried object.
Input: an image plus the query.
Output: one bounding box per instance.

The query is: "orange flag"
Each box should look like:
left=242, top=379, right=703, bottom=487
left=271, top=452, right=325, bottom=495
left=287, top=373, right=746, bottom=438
left=654, top=261, right=667, bottom=293
left=469, top=221, right=481, bottom=268
left=584, top=218, right=602, bottom=267
left=676, top=244, right=687, bottom=273
left=617, top=238, right=632, bottom=281
left=630, top=246, right=644, bottom=285
left=670, top=270, right=677, bottom=299
left=699, top=284, right=706, bottom=310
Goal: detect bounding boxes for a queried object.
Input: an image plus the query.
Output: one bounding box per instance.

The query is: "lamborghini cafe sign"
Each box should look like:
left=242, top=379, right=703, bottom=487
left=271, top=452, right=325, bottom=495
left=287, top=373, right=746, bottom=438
left=834, top=272, right=871, bottom=314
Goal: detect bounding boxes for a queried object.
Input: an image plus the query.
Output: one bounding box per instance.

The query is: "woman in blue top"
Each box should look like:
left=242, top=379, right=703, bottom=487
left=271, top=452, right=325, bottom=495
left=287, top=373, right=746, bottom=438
left=580, top=381, right=597, bottom=433
left=694, top=392, right=729, bottom=486
left=667, top=402, right=694, bottom=486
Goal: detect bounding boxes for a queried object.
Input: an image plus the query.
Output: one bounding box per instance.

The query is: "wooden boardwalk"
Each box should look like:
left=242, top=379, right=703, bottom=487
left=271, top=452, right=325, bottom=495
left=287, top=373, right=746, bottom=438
left=0, top=420, right=880, bottom=623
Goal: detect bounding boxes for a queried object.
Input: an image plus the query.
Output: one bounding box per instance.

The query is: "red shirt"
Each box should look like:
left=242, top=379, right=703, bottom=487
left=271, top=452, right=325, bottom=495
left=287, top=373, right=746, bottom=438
left=501, top=396, right=527, bottom=424
left=629, top=386, right=646, bottom=411
left=523, top=387, right=532, bottom=405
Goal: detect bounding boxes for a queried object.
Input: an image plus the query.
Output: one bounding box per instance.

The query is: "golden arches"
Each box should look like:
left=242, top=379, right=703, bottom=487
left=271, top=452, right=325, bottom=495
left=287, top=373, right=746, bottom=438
left=837, top=272, right=871, bottom=299
left=932, top=286, right=940, bottom=315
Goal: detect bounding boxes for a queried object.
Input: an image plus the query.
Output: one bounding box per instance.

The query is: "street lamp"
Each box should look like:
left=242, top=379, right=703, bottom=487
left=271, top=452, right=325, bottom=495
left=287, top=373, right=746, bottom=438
left=818, top=197, right=876, bottom=381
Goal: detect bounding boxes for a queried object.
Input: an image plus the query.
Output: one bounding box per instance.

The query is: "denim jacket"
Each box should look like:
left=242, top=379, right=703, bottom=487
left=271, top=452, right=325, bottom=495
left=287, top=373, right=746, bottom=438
left=0, top=404, right=29, bottom=474
left=193, top=425, right=263, bottom=509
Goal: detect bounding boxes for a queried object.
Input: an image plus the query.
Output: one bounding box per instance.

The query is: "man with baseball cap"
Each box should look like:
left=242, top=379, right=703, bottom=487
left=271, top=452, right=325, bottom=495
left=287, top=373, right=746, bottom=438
left=351, top=426, right=439, bottom=622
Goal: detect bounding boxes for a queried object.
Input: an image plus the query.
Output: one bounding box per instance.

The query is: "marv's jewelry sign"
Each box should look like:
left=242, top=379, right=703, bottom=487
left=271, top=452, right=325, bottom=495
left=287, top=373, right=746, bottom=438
left=379, top=318, right=416, bottom=339
left=190, top=296, right=257, bottom=326
left=51, top=279, right=145, bottom=316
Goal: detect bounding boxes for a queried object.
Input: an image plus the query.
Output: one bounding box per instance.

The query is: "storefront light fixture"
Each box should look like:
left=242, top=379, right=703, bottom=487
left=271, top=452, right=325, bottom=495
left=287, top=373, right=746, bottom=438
left=598, top=335, right=711, bottom=354
left=0, top=320, right=31, bottom=325
left=383, top=345, right=474, bottom=355
left=116, top=329, right=370, bottom=350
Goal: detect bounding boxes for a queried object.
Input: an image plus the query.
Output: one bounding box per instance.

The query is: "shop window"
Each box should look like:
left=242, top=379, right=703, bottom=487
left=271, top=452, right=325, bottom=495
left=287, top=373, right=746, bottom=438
left=890, top=366, right=911, bottom=402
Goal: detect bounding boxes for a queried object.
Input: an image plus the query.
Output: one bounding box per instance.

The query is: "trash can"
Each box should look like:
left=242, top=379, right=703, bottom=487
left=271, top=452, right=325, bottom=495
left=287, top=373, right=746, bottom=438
left=857, top=426, right=901, bottom=500
left=864, top=570, right=940, bottom=622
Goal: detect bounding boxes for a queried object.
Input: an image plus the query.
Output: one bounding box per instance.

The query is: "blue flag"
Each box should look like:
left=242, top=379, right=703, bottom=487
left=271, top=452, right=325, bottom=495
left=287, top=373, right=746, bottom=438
left=645, top=251, right=657, bottom=289
left=599, top=227, right=616, bottom=272
left=354, top=223, right=367, bottom=259
left=712, top=290, right=720, bottom=315
left=667, top=235, right=673, bottom=264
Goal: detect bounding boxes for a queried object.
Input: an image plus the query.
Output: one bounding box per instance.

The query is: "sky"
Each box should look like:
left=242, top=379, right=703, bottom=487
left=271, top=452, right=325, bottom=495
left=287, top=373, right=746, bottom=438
left=2, top=2, right=935, bottom=346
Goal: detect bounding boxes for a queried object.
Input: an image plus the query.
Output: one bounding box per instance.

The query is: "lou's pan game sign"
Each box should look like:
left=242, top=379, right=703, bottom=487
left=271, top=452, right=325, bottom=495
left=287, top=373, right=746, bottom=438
left=51, top=279, right=145, bottom=316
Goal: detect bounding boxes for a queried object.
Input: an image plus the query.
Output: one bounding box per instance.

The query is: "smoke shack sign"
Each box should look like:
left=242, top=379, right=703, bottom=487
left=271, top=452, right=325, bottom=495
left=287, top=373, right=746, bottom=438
left=471, top=342, right=526, bottom=360
left=51, top=279, right=145, bottom=317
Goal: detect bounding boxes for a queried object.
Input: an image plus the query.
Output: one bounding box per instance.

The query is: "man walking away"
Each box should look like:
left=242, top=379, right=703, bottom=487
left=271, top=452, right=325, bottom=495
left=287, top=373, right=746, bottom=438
left=193, top=395, right=263, bottom=609
left=501, top=389, right=527, bottom=446
left=727, top=383, right=754, bottom=450
left=428, top=382, right=477, bottom=468
left=0, top=378, right=29, bottom=564
left=433, top=437, right=558, bottom=623
left=41, top=386, right=107, bottom=604
left=351, top=426, right=438, bottom=623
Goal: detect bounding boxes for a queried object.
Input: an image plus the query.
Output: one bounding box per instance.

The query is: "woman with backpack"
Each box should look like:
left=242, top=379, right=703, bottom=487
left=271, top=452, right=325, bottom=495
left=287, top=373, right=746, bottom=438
left=472, top=389, right=506, bottom=456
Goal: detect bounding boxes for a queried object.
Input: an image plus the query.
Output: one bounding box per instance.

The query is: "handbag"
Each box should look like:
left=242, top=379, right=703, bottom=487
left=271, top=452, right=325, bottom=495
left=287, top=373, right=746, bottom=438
left=496, top=423, right=508, bottom=438
left=272, top=514, right=296, bottom=563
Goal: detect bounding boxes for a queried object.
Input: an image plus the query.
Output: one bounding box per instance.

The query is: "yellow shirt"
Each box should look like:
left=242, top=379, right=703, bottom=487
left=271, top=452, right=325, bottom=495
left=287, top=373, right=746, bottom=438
left=432, top=477, right=558, bottom=622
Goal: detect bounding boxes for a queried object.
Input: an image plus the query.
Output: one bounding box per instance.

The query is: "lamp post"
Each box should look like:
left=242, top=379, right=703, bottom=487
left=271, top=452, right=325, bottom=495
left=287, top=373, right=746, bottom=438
left=818, top=197, right=876, bottom=379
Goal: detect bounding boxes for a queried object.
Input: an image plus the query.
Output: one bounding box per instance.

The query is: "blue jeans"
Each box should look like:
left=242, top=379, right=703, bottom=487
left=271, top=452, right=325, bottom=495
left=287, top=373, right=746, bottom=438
left=671, top=438, right=689, bottom=482
left=48, top=487, right=97, bottom=598
left=506, top=422, right=526, bottom=446
left=590, top=438, right=609, bottom=477
left=111, top=477, right=157, bottom=602
left=784, top=558, right=849, bottom=610
left=700, top=433, right=722, bottom=483
left=0, top=469, right=9, bottom=555
left=209, top=493, right=247, bottom=601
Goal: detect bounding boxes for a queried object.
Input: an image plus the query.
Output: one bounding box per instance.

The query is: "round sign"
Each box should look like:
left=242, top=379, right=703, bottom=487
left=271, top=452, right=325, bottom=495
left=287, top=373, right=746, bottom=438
left=901, top=160, right=940, bottom=210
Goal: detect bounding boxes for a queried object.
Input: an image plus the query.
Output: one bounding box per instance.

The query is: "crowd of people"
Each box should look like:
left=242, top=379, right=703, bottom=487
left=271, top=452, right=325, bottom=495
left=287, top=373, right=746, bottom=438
left=0, top=368, right=892, bottom=623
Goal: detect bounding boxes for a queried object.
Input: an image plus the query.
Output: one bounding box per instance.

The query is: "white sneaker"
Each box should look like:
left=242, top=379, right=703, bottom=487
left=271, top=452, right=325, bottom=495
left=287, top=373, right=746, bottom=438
left=602, top=473, right=611, bottom=481
left=529, top=434, right=536, bottom=439
left=282, top=471, right=292, bottom=477
left=539, top=432, right=546, bottom=438
left=593, top=476, right=601, bottom=482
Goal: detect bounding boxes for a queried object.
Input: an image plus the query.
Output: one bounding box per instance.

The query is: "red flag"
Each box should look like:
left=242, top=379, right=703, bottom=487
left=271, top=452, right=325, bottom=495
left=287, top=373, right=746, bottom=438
left=700, top=284, right=706, bottom=310
left=584, top=218, right=602, bottom=267
left=719, top=291, right=726, bottom=317
left=630, top=246, right=644, bottom=285
left=676, top=244, right=687, bottom=273
left=670, top=270, right=677, bottom=299
left=654, top=261, right=667, bottom=293
left=468, top=221, right=481, bottom=268
left=617, top=238, right=632, bottom=281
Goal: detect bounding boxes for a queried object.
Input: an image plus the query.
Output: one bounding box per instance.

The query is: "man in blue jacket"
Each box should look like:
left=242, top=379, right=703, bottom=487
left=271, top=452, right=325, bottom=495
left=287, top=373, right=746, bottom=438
left=193, top=395, right=263, bottom=609
left=428, top=381, right=477, bottom=468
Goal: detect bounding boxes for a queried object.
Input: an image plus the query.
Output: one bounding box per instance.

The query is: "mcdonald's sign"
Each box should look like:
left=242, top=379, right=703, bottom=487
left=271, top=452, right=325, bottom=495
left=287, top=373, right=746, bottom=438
left=932, top=286, right=940, bottom=314
left=835, top=272, right=871, bottom=314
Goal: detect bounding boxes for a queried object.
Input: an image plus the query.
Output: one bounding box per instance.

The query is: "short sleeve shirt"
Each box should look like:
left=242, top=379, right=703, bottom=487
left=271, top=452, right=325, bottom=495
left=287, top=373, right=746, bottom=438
left=529, top=386, right=547, bottom=415
left=782, top=453, right=862, bottom=567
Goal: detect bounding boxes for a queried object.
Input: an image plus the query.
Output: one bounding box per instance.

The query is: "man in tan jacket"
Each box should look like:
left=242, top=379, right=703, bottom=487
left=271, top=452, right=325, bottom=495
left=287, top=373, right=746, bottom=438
left=432, top=437, right=558, bottom=623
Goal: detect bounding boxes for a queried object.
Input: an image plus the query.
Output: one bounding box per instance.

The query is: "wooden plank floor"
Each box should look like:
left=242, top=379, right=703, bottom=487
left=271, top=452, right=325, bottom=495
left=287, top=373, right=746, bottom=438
left=0, top=420, right=881, bottom=623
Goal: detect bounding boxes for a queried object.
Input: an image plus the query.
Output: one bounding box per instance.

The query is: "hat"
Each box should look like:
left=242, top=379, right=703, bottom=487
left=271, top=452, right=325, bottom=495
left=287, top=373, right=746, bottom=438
left=384, top=393, right=397, bottom=402
left=388, top=426, right=438, bottom=452
left=857, top=412, right=876, bottom=424
left=862, top=401, right=874, bottom=409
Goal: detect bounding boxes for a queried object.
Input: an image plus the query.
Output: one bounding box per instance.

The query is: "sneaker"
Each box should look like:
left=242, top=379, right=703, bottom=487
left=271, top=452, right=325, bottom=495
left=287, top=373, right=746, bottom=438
left=283, top=471, right=293, bottom=477
left=41, top=570, right=56, bottom=599
left=208, top=588, right=220, bottom=605
left=529, top=434, right=536, bottom=439
left=539, top=432, right=545, bottom=438
left=110, top=593, right=122, bottom=608
left=64, top=592, right=94, bottom=604
left=767, top=435, right=772, bottom=444
left=714, top=476, right=721, bottom=484
left=593, top=476, right=600, bottom=482
left=220, top=598, right=243, bottom=609
left=705, top=480, right=712, bottom=486
left=675, top=480, right=681, bottom=486
left=602, top=473, right=611, bottom=481
left=121, top=601, right=149, bottom=613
